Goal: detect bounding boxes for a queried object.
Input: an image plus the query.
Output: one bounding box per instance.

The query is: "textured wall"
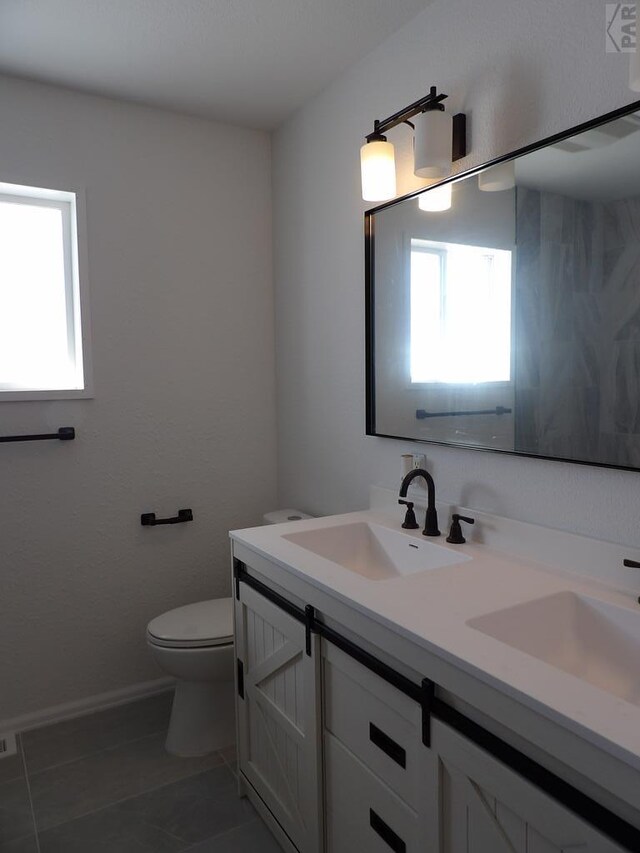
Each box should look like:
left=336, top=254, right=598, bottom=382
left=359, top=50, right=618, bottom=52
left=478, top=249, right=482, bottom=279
left=273, top=0, right=640, bottom=547
left=0, top=76, right=277, bottom=722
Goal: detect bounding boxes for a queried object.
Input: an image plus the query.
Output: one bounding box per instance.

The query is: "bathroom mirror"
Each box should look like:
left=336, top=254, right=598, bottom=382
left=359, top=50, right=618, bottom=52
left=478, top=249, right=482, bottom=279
left=366, top=100, right=640, bottom=471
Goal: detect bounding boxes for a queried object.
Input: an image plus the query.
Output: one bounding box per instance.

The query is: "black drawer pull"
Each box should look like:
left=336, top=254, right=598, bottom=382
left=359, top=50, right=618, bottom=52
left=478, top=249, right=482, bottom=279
left=369, top=723, right=406, bottom=768
left=370, top=809, right=406, bottom=853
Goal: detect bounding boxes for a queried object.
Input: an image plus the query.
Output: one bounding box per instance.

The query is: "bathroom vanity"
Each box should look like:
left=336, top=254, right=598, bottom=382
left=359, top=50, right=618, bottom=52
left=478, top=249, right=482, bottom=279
left=229, top=490, right=640, bottom=853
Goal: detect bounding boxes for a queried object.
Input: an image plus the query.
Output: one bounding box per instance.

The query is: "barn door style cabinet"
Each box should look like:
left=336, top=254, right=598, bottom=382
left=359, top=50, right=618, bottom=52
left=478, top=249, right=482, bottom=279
left=231, top=552, right=638, bottom=853
left=432, top=721, right=625, bottom=853
left=234, top=580, right=323, bottom=853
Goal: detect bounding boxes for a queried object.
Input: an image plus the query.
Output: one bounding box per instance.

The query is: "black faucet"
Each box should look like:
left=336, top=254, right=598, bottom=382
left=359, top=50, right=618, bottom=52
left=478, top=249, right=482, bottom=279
left=399, top=468, right=440, bottom=537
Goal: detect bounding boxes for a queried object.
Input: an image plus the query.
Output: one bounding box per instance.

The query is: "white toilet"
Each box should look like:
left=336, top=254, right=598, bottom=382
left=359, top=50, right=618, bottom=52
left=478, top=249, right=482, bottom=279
left=147, top=508, right=311, bottom=757
left=147, top=598, right=235, bottom=756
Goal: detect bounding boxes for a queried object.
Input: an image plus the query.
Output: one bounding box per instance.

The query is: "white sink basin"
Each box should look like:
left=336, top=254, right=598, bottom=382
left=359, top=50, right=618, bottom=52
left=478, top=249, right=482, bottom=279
left=468, top=591, right=640, bottom=706
left=282, top=521, right=471, bottom=580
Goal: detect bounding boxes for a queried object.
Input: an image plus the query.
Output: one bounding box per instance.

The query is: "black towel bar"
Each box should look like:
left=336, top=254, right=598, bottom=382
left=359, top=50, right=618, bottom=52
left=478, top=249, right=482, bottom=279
left=416, top=406, right=512, bottom=420
left=0, top=427, right=75, bottom=443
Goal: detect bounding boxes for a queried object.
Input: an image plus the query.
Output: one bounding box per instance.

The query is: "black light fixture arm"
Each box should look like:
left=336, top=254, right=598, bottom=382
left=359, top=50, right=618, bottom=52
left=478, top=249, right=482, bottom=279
left=366, top=86, right=447, bottom=141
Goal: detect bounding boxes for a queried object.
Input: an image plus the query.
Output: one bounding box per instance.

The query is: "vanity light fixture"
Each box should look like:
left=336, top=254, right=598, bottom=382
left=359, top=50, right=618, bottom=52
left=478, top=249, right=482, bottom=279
left=417, top=182, right=452, bottom=212
left=360, top=136, right=396, bottom=201
left=360, top=86, right=466, bottom=202
left=478, top=160, right=516, bottom=192
left=413, top=100, right=452, bottom=179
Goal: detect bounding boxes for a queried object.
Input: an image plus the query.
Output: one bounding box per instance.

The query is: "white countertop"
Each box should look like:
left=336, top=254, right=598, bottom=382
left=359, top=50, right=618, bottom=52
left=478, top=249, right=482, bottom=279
left=230, top=501, right=640, bottom=773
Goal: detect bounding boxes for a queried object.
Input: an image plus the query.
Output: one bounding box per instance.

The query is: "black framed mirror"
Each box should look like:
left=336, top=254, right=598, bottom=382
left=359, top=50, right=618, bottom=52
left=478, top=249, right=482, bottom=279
left=366, top=99, right=640, bottom=472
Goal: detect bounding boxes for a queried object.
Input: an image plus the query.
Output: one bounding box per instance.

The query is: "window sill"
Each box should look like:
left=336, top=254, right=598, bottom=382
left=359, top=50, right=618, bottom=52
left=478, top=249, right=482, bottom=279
left=0, top=388, right=94, bottom=402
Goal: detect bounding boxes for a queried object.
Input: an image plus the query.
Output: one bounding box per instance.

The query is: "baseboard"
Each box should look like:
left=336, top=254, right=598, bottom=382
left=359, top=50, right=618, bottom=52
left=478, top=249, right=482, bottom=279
left=0, top=676, right=175, bottom=735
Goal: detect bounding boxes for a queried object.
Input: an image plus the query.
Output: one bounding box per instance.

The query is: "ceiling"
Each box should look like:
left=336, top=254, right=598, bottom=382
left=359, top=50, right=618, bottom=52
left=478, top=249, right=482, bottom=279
left=516, top=113, right=640, bottom=201
left=0, top=0, right=430, bottom=129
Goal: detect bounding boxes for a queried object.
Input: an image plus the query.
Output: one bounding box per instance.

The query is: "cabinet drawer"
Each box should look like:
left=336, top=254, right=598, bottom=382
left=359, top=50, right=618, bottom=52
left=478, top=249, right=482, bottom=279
left=325, top=732, right=431, bottom=853
left=323, top=643, right=426, bottom=810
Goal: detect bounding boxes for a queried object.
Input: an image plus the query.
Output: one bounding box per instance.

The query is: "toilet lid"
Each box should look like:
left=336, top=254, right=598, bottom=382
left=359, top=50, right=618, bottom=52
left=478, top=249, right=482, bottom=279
left=147, top=598, right=233, bottom=648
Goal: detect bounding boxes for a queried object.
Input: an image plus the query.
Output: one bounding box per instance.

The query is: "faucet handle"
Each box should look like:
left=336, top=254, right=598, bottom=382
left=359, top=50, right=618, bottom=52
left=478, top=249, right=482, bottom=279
left=398, top=499, right=419, bottom=530
left=446, top=513, right=475, bottom=544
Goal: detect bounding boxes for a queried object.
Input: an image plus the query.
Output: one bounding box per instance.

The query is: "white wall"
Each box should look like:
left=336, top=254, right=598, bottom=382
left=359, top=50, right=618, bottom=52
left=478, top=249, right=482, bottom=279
left=273, top=0, right=640, bottom=548
left=0, top=76, right=277, bottom=723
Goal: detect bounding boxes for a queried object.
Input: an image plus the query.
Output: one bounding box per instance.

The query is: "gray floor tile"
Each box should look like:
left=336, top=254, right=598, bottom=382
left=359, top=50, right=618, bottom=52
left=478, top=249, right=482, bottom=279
left=37, top=766, right=255, bottom=853
left=37, top=808, right=185, bottom=853
left=0, top=757, right=24, bottom=789
left=114, top=765, right=255, bottom=845
left=185, top=818, right=283, bottom=852
left=22, top=691, right=174, bottom=774
left=0, top=737, right=25, bottom=785
left=30, top=731, right=223, bottom=832
left=0, top=775, right=36, bottom=847
left=0, top=835, right=39, bottom=853
left=219, top=745, right=237, bottom=776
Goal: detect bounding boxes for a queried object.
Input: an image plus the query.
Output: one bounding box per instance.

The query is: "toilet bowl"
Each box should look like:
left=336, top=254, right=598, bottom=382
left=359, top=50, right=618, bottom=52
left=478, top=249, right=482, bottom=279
left=147, top=598, right=234, bottom=757
left=147, top=509, right=312, bottom=757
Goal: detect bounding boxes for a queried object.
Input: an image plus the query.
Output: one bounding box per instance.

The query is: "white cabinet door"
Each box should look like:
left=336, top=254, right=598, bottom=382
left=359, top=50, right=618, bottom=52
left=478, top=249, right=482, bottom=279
left=235, top=581, right=322, bottom=853
left=431, top=719, right=626, bottom=853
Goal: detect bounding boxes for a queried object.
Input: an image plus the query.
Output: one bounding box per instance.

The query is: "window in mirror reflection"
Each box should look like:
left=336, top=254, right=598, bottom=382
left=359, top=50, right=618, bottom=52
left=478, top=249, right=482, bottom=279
left=410, top=239, right=512, bottom=384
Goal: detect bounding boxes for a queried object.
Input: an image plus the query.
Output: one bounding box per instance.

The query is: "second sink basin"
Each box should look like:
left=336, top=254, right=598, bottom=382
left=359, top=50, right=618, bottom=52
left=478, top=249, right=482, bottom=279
left=468, top=591, right=640, bottom=706
left=283, top=521, right=471, bottom=580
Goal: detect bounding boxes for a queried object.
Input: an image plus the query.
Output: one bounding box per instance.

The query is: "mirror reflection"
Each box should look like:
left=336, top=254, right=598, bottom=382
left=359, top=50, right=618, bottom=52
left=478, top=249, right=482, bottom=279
left=368, top=106, right=640, bottom=470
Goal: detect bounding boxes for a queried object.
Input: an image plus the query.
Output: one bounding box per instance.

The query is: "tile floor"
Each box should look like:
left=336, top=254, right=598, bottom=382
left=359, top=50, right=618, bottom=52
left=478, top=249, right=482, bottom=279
left=0, top=691, right=281, bottom=852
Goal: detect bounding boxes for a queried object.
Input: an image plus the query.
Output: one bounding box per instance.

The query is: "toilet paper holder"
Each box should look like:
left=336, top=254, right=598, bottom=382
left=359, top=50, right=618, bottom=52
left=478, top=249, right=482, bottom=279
left=141, top=508, right=194, bottom=527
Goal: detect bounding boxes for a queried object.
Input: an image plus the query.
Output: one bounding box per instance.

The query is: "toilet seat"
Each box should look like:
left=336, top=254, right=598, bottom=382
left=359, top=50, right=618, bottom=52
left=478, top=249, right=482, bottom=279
left=147, top=598, right=233, bottom=649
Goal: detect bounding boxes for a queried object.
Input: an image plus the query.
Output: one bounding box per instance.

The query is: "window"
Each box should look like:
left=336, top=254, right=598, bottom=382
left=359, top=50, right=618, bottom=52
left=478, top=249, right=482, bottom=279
left=0, top=181, right=90, bottom=399
left=410, top=238, right=512, bottom=384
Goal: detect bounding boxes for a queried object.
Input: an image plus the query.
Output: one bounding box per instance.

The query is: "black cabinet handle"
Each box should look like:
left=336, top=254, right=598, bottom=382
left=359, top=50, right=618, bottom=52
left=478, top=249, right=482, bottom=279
left=140, top=508, right=193, bottom=526
left=369, top=809, right=406, bottom=853
left=369, top=723, right=406, bottom=769
left=237, top=659, right=244, bottom=699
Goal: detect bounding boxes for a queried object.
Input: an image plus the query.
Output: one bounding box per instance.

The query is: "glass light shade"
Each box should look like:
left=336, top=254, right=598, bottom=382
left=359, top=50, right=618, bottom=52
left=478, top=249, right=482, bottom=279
left=360, top=140, right=396, bottom=201
left=630, top=49, right=640, bottom=91
left=418, top=182, right=452, bottom=212
left=478, top=160, right=516, bottom=191
left=413, top=110, right=452, bottom=178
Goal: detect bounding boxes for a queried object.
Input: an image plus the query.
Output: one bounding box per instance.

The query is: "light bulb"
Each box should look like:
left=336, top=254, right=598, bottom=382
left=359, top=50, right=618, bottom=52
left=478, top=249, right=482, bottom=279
left=413, top=110, right=452, bottom=179
left=418, top=183, right=452, bottom=212
left=360, top=139, right=396, bottom=202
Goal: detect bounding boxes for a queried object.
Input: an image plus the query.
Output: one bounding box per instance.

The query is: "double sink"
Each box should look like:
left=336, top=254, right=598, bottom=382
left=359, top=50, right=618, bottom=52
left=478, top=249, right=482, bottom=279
left=283, top=519, right=640, bottom=709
